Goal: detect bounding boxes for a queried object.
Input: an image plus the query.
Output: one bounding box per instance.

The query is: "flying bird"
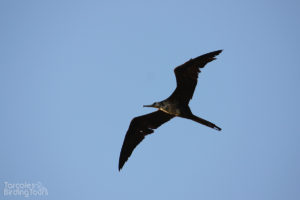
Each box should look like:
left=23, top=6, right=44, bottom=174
left=119, top=50, right=223, bottom=171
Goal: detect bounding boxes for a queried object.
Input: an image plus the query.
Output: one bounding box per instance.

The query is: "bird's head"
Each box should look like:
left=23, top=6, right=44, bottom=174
left=143, top=102, right=162, bottom=109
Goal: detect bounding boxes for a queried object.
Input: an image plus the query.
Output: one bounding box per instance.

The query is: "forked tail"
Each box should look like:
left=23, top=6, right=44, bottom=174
left=188, top=114, right=221, bottom=131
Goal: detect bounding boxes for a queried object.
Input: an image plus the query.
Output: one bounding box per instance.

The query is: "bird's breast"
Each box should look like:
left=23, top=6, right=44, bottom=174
left=159, top=104, right=181, bottom=116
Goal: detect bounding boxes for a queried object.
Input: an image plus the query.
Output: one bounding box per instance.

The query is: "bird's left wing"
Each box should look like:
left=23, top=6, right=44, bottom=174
left=119, top=110, right=174, bottom=170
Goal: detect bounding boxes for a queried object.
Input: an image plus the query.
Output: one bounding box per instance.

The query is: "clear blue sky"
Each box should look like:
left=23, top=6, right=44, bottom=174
left=1, top=0, right=300, bottom=199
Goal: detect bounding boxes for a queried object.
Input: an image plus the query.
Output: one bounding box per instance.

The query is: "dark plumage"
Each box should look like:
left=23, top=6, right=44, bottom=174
left=119, top=50, right=223, bottom=170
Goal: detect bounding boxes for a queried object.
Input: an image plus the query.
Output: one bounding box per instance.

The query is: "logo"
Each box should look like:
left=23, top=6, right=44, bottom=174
left=3, top=181, right=48, bottom=198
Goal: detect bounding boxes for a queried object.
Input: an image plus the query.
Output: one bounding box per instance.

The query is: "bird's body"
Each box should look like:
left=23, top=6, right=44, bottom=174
left=154, top=100, right=181, bottom=116
left=119, top=50, right=223, bottom=170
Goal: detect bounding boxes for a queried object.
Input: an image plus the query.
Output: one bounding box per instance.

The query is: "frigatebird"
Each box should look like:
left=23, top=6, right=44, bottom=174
left=119, top=50, right=222, bottom=170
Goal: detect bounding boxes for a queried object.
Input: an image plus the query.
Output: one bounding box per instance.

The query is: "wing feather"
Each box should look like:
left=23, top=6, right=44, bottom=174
left=119, top=110, right=174, bottom=170
left=168, top=50, right=222, bottom=104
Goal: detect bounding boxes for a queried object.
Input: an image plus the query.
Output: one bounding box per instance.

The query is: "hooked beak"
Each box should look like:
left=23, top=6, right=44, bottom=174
left=143, top=104, right=154, bottom=107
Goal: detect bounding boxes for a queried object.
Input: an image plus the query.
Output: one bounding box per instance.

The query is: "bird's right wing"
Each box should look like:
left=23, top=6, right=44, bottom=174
left=119, top=110, right=174, bottom=170
left=168, top=50, right=222, bottom=104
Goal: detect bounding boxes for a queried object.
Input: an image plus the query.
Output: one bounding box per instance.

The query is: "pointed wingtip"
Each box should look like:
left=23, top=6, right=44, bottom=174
left=208, top=50, right=223, bottom=62
left=118, top=161, right=124, bottom=171
left=214, top=49, right=223, bottom=55
left=214, top=126, right=222, bottom=131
